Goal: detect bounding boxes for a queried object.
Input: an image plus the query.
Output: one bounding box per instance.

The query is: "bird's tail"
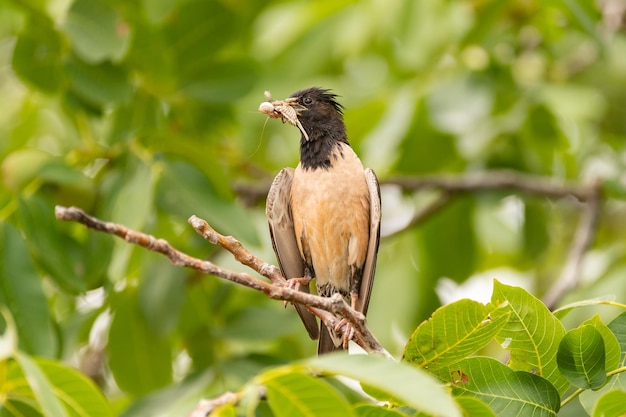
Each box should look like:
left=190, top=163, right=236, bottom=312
left=317, top=323, right=343, bottom=355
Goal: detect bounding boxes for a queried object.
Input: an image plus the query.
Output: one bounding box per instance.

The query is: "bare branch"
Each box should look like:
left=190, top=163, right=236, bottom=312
left=543, top=181, right=603, bottom=309
left=386, top=170, right=596, bottom=202
left=188, top=392, right=239, bottom=417
left=188, top=215, right=285, bottom=286
left=54, top=205, right=388, bottom=356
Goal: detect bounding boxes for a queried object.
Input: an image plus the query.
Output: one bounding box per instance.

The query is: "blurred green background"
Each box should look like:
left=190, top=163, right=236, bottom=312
left=1, top=0, right=626, bottom=415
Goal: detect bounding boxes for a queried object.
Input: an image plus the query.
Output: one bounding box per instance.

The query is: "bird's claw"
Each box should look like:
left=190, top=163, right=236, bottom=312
left=283, top=276, right=312, bottom=308
left=334, top=318, right=354, bottom=349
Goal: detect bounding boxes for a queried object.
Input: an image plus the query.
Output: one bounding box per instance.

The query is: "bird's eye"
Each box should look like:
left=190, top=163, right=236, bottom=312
left=303, top=97, right=313, bottom=105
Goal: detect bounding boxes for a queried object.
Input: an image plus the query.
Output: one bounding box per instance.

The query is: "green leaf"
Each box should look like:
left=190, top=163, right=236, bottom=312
left=218, top=306, right=300, bottom=341
left=178, top=59, right=260, bottom=103
left=17, top=195, right=85, bottom=294
left=5, top=356, right=113, bottom=417
left=0, top=223, right=56, bottom=357
left=38, top=159, right=93, bottom=189
left=557, top=325, right=606, bottom=389
left=455, top=396, right=496, bottom=417
left=0, top=149, right=52, bottom=191
left=580, top=311, right=626, bottom=413
left=417, top=198, right=477, bottom=283
left=157, top=161, right=259, bottom=245
left=354, top=404, right=407, bottom=417
left=552, top=297, right=618, bottom=320
left=138, top=258, right=186, bottom=336
left=106, top=91, right=165, bottom=145
left=435, top=357, right=560, bottom=417
left=15, top=354, right=70, bottom=417
left=305, top=354, right=461, bottom=417
left=582, top=315, right=621, bottom=373
left=108, top=288, right=172, bottom=396
left=118, top=371, right=213, bottom=417
left=608, top=310, right=626, bottom=366
left=592, top=390, right=626, bottom=417
left=490, top=280, right=569, bottom=393
left=35, top=358, right=113, bottom=417
left=403, top=299, right=510, bottom=370
left=263, top=371, right=355, bottom=417
left=11, top=18, right=63, bottom=93
left=65, top=56, right=131, bottom=107
left=64, top=0, right=130, bottom=63
left=522, top=200, right=549, bottom=260
left=107, top=159, right=156, bottom=279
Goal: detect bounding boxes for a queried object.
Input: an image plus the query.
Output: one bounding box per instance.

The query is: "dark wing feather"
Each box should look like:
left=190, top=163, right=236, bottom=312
left=317, top=324, right=342, bottom=354
left=267, top=168, right=319, bottom=339
left=355, top=168, right=381, bottom=315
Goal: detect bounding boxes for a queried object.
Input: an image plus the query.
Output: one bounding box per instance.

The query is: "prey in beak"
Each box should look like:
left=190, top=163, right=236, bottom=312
left=259, top=91, right=310, bottom=141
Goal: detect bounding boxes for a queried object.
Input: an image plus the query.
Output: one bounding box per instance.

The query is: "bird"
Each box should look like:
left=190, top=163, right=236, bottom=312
left=263, top=87, right=381, bottom=354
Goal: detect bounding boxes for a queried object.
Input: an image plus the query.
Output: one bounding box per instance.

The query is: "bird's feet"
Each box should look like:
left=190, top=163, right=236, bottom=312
left=283, top=276, right=312, bottom=308
left=334, top=318, right=355, bottom=349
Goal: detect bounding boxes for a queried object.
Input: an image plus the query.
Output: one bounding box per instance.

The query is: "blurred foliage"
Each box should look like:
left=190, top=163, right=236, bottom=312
left=2, top=0, right=626, bottom=416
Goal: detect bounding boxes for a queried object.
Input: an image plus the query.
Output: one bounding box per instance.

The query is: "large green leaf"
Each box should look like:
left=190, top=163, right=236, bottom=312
left=11, top=18, right=63, bottom=93
left=17, top=196, right=85, bottom=294
left=5, top=355, right=113, bottom=417
left=582, top=315, right=621, bottom=374
left=403, top=298, right=510, bottom=370
left=65, top=56, right=131, bottom=107
left=0, top=223, right=56, bottom=357
left=263, top=371, right=355, bottom=417
left=354, top=405, right=407, bottom=417
left=552, top=297, right=619, bottom=320
left=138, top=258, right=186, bottom=337
left=118, top=371, right=213, bottom=417
left=14, top=355, right=68, bottom=417
left=455, top=396, right=496, bottom=417
left=416, top=197, right=477, bottom=283
left=557, top=325, right=606, bottom=389
left=156, top=161, right=259, bottom=245
left=64, top=0, right=130, bottom=63
left=592, top=390, right=626, bottom=417
left=435, top=357, right=560, bottom=417
left=305, top=354, right=461, bottom=417
left=107, top=159, right=156, bottom=280
left=108, top=288, right=172, bottom=396
left=218, top=306, right=300, bottom=341
left=490, top=280, right=569, bottom=393
left=178, top=59, right=260, bottom=103
left=35, top=358, right=113, bottom=417
left=580, top=311, right=626, bottom=413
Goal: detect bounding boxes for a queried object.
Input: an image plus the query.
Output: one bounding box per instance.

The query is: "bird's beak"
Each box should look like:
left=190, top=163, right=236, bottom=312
left=258, top=97, right=310, bottom=141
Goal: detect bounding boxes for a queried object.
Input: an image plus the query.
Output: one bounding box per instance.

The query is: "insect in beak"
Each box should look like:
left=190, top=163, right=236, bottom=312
left=259, top=93, right=310, bottom=141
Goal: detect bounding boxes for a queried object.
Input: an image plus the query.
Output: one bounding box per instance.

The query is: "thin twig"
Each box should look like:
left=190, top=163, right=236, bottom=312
left=54, top=206, right=388, bottom=356
left=543, top=181, right=603, bottom=309
left=189, top=215, right=285, bottom=286
left=188, top=392, right=238, bottom=417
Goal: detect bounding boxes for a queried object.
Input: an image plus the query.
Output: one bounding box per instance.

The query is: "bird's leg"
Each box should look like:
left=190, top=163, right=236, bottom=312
left=333, top=290, right=359, bottom=348
left=283, top=268, right=313, bottom=308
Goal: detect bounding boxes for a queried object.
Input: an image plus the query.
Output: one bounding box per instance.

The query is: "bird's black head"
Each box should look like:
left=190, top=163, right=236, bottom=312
left=289, top=87, right=347, bottom=143
left=289, top=87, right=348, bottom=170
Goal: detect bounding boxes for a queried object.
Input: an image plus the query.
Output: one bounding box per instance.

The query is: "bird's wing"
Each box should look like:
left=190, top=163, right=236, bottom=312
left=355, top=168, right=381, bottom=315
left=267, top=168, right=319, bottom=339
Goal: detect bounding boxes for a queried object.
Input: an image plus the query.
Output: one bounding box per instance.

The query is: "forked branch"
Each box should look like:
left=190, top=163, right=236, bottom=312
left=54, top=206, right=389, bottom=357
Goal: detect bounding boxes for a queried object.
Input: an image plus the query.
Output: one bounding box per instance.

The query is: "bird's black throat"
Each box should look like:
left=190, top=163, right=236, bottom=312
left=298, top=120, right=349, bottom=171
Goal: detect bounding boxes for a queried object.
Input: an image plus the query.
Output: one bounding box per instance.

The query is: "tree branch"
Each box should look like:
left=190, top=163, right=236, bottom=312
left=233, top=170, right=602, bottom=307
left=54, top=206, right=389, bottom=356
left=542, top=180, right=603, bottom=309
left=386, top=169, right=596, bottom=201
